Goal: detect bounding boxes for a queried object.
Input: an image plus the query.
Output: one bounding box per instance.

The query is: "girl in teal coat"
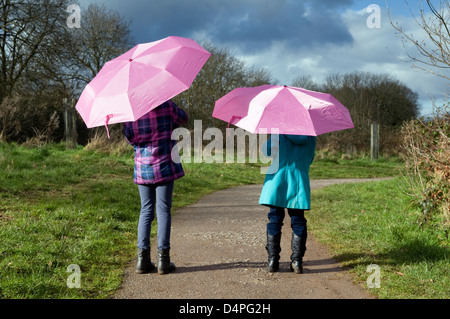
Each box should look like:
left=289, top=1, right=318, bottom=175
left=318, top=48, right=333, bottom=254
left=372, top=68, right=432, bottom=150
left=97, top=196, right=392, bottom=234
left=259, top=134, right=316, bottom=273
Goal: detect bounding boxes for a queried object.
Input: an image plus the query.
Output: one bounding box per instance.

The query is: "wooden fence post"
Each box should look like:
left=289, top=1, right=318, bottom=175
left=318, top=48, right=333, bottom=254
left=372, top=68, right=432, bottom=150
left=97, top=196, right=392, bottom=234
left=370, top=122, right=379, bottom=160
left=64, top=98, right=78, bottom=149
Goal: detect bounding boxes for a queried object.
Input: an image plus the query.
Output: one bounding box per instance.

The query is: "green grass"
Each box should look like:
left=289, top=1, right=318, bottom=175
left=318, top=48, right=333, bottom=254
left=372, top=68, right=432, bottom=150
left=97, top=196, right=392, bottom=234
left=0, top=142, right=266, bottom=298
left=0, top=143, right=138, bottom=298
left=308, top=179, right=449, bottom=299
left=1, top=142, right=444, bottom=299
left=310, top=155, right=403, bottom=179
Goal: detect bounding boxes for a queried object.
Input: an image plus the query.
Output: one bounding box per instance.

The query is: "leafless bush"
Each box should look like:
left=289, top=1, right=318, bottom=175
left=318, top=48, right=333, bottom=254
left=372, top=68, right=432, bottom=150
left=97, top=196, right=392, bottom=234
left=0, top=96, right=24, bottom=141
left=400, top=104, right=449, bottom=228
left=22, top=112, right=60, bottom=148
left=84, top=124, right=131, bottom=156
left=0, top=96, right=61, bottom=144
left=315, top=123, right=403, bottom=158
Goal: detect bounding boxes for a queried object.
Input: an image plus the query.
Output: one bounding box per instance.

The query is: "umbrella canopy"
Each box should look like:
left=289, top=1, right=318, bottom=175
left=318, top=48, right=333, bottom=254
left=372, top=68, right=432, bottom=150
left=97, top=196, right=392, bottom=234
left=212, top=84, right=354, bottom=136
left=76, top=36, right=211, bottom=130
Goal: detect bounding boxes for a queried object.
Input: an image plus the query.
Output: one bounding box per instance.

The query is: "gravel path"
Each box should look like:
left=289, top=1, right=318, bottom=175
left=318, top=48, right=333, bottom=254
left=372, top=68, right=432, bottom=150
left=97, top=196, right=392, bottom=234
left=113, top=178, right=390, bottom=299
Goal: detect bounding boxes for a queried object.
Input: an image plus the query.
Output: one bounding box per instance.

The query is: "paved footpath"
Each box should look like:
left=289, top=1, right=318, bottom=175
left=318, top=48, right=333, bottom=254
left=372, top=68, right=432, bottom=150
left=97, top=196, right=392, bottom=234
left=114, top=178, right=389, bottom=299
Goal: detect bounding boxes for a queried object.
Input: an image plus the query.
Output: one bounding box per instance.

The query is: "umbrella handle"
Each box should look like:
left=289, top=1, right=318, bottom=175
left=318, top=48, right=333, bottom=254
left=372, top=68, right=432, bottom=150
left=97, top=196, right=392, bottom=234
left=105, top=114, right=113, bottom=139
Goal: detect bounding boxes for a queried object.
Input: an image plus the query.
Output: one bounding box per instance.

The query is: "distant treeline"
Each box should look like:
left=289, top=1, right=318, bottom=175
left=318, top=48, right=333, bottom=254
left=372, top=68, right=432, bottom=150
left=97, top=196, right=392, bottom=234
left=0, top=1, right=419, bottom=156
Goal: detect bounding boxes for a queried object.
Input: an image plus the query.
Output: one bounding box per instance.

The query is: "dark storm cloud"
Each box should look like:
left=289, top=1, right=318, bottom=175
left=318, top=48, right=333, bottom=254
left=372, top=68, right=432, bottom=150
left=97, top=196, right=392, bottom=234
left=86, top=0, right=354, bottom=52
left=205, top=0, right=355, bottom=52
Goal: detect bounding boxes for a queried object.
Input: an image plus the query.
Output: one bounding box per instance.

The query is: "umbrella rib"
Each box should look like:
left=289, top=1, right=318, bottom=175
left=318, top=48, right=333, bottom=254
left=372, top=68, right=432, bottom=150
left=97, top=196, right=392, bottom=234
left=287, top=88, right=322, bottom=136
left=253, top=87, right=283, bottom=134
left=163, top=69, right=190, bottom=90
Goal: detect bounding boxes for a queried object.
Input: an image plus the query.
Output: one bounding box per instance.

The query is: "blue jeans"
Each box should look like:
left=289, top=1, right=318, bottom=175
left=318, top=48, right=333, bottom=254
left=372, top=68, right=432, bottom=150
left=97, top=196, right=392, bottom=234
left=267, top=206, right=307, bottom=237
left=137, top=182, right=174, bottom=251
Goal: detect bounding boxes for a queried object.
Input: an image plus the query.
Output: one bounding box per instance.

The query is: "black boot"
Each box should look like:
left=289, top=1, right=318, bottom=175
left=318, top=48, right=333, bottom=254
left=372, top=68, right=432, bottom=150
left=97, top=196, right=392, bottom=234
left=157, top=248, right=176, bottom=275
left=266, top=232, right=282, bottom=272
left=136, top=248, right=155, bottom=274
left=290, top=232, right=307, bottom=274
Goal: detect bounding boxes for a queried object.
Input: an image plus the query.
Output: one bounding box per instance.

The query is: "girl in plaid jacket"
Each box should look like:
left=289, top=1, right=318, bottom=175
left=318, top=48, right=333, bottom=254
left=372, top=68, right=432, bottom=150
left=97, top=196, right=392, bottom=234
left=124, top=100, right=188, bottom=274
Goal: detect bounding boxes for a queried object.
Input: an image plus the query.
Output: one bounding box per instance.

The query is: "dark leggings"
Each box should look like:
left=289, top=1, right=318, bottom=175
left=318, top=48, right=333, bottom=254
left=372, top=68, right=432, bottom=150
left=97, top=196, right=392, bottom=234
left=267, top=206, right=307, bottom=237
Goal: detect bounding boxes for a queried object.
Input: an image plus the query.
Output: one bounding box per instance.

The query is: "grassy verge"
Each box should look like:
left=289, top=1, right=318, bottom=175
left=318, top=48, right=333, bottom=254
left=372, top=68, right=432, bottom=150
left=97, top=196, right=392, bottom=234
left=309, top=178, right=449, bottom=299
left=0, top=142, right=416, bottom=299
left=0, top=143, right=267, bottom=298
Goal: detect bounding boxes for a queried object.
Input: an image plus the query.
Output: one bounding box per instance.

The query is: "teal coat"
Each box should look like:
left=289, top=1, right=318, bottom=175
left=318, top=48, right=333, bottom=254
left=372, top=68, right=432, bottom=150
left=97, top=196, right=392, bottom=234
left=259, top=134, right=316, bottom=210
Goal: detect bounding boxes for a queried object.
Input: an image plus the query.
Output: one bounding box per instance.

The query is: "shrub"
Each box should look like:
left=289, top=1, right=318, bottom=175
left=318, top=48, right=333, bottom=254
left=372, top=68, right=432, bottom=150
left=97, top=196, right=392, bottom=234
left=400, top=104, right=449, bottom=230
left=0, top=96, right=62, bottom=144
left=84, top=124, right=131, bottom=156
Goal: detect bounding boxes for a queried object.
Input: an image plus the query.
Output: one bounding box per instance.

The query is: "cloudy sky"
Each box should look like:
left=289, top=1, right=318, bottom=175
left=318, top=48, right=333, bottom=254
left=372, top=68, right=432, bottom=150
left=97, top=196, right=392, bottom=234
left=79, top=0, right=449, bottom=116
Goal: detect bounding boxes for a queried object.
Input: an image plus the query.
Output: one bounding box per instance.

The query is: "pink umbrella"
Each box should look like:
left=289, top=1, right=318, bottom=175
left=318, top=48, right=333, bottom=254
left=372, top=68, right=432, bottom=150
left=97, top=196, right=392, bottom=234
left=75, top=36, right=211, bottom=136
left=212, top=84, right=354, bottom=135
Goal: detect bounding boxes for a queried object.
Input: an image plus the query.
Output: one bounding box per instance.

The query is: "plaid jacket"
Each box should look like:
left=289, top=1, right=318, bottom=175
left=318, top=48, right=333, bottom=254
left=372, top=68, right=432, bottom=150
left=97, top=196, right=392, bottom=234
left=123, top=100, right=188, bottom=185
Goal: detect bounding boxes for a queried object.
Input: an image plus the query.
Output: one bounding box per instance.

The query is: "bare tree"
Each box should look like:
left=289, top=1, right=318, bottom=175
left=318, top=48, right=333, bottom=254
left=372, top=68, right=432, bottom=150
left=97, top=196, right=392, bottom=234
left=388, top=1, right=449, bottom=224
left=0, top=0, right=71, bottom=100
left=388, top=0, right=450, bottom=81
left=0, top=0, right=73, bottom=142
left=0, top=1, right=134, bottom=142
left=290, top=71, right=419, bottom=153
left=291, top=74, right=321, bottom=91
left=62, top=3, right=134, bottom=93
left=314, top=71, right=419, bottom=126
